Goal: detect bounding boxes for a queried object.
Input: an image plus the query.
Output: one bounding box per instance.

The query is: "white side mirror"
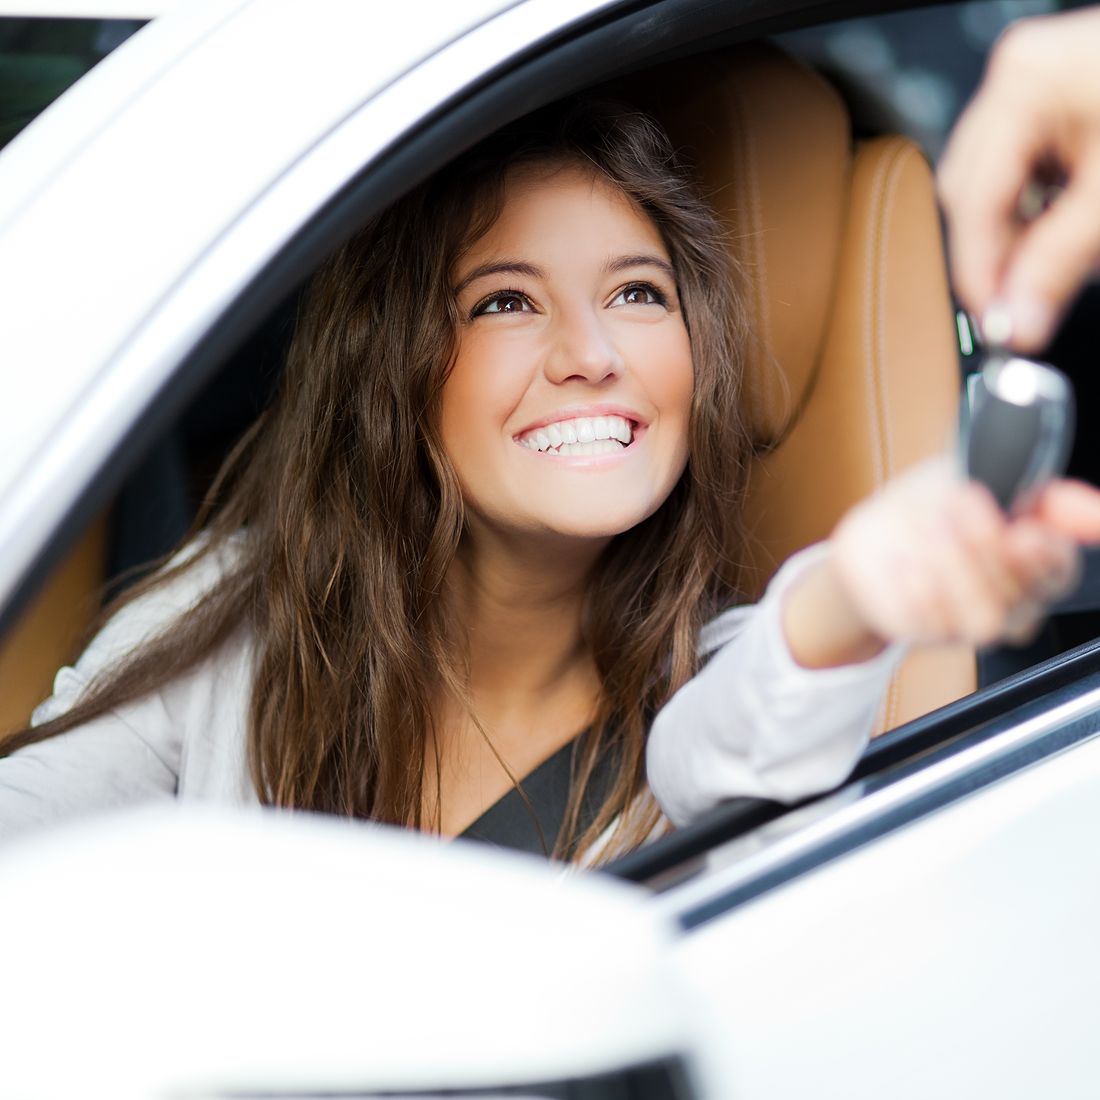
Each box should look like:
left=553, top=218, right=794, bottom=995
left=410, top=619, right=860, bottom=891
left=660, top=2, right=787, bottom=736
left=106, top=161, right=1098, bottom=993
left=0, top=807, right=701, bottom=1100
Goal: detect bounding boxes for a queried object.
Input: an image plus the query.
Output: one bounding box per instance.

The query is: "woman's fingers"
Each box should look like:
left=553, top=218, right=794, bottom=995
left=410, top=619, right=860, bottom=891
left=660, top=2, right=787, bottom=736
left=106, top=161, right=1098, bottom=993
left=829, top=464, right=1092, bottom=649
left=1003, top=518, right=1081, bottom=603
left=940, top=485, right=1028, bottom=643
left=1033, top=479, right=1100, bottom=543
left=995, top=522, right=1077, bottom=644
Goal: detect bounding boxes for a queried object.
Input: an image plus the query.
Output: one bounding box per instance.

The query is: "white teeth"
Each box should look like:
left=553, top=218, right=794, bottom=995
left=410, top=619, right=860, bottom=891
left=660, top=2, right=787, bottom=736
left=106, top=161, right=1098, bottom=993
left=517, top=415, right=636, bottom=452
left=555, top=439, right=622, bottom=456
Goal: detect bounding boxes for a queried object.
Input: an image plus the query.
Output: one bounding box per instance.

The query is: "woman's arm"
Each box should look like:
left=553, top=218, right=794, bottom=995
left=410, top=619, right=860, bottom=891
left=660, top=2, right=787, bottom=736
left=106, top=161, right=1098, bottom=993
left=648, top=460, right=1100, bottom=826
left=0, top=541, right=250, bottom=844
left=646, top=544, right=902, bottom=827
left=784, top=461, right=1100, bottom=668
left=0, top=680, right=181, bottom=842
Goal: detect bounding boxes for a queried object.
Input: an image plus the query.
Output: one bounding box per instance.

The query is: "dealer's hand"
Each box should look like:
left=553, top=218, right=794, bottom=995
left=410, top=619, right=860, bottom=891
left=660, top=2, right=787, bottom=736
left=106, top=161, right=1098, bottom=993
left=782, top=459, right=1100, bottom=669
left=938, top=7, right=1100, bottom=350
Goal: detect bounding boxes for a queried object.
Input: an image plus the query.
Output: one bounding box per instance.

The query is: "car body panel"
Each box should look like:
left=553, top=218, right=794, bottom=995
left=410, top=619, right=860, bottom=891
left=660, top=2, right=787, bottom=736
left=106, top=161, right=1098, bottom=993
left=669, top=723, right=1100, bottom=1098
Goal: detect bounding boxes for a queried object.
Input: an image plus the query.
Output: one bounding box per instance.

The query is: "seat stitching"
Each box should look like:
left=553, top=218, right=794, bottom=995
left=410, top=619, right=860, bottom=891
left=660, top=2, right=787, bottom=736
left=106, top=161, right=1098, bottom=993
left=875, top=140, right=917, bottom=484
left=727, top=79, right=771, bottom=366
left=874, top=141, right=918, bottom=734
left=861, top=137, right=909, bottom=734
left=862, top=141, right=903, bottom=488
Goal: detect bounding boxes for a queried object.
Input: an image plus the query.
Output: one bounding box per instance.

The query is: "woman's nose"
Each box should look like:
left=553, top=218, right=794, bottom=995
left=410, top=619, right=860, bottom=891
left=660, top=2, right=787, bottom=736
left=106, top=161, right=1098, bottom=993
left=544, top=306, right=624, bottom=385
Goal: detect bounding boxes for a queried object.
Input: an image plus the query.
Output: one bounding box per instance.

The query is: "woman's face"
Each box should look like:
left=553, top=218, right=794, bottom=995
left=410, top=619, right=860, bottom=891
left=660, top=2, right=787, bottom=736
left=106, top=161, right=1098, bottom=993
left=442, top=162, right=694, bottom=548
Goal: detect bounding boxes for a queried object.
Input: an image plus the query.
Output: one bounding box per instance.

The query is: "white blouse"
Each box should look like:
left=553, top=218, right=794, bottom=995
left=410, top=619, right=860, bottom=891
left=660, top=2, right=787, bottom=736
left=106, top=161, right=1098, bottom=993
left=0, top=542, right=903, bottom=843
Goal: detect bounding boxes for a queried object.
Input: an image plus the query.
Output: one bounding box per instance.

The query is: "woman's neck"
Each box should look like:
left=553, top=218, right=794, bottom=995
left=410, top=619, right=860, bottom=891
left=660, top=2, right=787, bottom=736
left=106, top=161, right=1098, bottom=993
left=447, top=526, right=605, bottom=713
left=425, top=525, right=607, bottom=836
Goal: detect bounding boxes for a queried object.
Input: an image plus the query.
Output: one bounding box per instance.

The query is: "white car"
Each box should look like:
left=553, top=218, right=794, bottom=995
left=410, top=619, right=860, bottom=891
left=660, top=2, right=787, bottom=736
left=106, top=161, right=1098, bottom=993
left=2, top=1, right=1100, bottom=1097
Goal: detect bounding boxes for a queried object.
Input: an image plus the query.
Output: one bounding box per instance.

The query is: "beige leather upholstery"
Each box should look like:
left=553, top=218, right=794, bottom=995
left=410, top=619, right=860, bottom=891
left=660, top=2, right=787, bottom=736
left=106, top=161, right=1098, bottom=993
left=625, top=45, right=976, bottom=729
left=0, top=519, right=107, bottom=738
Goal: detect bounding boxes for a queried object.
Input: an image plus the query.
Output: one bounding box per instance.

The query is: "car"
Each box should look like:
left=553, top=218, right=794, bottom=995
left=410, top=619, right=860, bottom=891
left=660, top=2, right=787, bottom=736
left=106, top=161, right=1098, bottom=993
left=2, top=0, right=1100, bottom=1097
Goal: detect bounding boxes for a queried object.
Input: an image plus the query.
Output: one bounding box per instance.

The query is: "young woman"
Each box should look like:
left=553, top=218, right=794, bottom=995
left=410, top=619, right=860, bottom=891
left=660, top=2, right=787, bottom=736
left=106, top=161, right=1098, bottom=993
left=3, top=99, right=1099, bottom=862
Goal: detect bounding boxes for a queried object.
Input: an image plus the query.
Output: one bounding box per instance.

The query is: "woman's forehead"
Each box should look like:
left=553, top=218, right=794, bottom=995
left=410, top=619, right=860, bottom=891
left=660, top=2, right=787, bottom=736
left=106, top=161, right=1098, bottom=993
left=455, top=160, right=668, bottom=273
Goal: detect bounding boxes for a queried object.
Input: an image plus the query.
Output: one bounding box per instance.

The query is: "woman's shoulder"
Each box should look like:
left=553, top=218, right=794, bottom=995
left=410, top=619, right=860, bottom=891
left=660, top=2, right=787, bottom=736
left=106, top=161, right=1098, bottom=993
left=31, top=531, right=251, bottom=726
left=92, top=532, right=246, bottom=653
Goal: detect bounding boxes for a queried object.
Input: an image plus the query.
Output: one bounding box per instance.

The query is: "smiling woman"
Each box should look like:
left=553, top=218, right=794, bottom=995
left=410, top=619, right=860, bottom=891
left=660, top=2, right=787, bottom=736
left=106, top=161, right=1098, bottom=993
left=2, top=94, right=1098, bottom=862
left=0, top=98, right=755, bottom=859
left=436, top=158, right=705, bottom=837
left=444, top=163, right=694, bottom=542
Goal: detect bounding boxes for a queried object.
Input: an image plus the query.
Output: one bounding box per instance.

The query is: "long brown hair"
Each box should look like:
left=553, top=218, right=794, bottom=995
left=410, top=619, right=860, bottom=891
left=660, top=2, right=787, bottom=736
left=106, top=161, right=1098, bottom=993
left=5, top=98, right=752, bottom=862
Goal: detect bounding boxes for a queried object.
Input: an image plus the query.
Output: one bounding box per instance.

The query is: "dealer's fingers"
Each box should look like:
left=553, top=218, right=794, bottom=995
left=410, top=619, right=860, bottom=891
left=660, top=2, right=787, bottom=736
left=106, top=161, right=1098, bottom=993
left=939, top=9, right=1100, bottom=341
left=1000, top=160, right=1100, bottom=350
left=939, top=83, right=1040, bottom=316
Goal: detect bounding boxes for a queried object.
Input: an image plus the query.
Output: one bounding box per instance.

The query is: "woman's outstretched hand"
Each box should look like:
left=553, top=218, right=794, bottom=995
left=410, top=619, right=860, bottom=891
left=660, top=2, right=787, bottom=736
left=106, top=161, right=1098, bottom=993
left=938, top=7, right=1100, bottom=351
left=782, top=459, right=1100, bottom=670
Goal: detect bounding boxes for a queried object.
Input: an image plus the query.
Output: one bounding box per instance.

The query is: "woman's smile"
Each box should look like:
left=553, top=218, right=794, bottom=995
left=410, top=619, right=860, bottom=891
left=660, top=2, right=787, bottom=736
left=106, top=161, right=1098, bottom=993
left=514, top=407, right=643, bottom=461
left=441, top=161, right=693, bottom=542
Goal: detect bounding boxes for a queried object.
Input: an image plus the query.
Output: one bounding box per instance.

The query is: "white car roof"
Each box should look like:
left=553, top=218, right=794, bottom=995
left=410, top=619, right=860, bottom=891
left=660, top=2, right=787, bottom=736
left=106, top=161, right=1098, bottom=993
left=0, top=2, right=174, bottom=14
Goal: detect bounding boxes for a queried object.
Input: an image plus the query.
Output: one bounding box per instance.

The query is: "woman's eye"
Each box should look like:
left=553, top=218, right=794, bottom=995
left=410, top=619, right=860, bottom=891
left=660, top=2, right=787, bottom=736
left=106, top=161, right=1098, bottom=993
left=613, top=283, right=667, bottom=307
left=471, top=291, right=533, bottom=317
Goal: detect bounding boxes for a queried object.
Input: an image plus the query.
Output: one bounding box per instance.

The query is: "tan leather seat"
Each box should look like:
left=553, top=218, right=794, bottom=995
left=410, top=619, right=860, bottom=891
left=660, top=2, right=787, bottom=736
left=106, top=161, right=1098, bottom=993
left=0, top=519, right=107, bottom=738
left=625, top=44, right=976, bottom=729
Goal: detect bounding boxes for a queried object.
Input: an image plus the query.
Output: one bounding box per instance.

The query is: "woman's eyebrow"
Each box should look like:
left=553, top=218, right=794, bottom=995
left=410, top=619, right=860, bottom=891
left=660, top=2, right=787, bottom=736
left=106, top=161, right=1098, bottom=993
left=453, top=260, right=543, bottom=295
left=606, top=254, right=676, bottom=279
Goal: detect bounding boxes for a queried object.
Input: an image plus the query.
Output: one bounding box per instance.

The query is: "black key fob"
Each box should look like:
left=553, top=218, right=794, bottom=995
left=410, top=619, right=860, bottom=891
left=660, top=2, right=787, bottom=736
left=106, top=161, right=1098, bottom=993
left=962, top=355, right=1074, bottom=513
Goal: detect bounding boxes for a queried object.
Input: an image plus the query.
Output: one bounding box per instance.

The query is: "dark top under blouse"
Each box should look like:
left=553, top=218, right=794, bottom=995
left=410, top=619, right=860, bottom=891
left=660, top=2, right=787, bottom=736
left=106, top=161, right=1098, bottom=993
left=458, top=733, right=618, bottom=858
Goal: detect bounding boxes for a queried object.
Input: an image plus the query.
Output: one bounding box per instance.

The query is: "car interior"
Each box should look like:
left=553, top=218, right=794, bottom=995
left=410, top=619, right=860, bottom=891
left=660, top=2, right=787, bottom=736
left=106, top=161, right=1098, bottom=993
left=3, top=1, right=1100, bottom=883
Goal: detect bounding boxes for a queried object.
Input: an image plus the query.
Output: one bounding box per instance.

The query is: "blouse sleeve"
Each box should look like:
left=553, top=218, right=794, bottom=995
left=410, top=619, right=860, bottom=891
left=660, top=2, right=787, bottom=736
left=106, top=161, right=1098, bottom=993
left=646, top=544, right=906, bottom=827
left=0, top=677, right=181, bottom=842
left=0, top=542, right=233, bottom=843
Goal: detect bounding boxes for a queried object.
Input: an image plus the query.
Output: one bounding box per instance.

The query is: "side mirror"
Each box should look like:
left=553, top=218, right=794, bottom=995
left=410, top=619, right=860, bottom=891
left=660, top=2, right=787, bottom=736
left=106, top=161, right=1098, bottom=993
left=0, top=807, right=703, bottom=1099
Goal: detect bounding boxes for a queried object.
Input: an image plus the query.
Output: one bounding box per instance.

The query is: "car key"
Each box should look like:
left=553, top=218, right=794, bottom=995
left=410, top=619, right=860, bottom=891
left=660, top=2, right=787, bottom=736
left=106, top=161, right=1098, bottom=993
left=961, top=353, right=1075, bottom=513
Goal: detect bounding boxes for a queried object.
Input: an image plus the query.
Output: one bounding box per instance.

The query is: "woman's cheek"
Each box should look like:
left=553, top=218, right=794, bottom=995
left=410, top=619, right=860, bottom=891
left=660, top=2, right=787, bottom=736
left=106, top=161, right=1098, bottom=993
left=637, top=323, right=693, bottom=444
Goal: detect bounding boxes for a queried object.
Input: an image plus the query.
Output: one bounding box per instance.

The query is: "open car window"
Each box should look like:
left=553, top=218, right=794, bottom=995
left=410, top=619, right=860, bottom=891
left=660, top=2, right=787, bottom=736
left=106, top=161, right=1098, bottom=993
left=2, top=0, right=1100, bottom=889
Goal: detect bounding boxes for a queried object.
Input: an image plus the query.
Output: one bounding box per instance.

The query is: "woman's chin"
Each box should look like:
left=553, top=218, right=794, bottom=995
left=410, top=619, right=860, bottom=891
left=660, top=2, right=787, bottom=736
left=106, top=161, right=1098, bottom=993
left=531, top=506, right=656, bottom=542
left=465, top=493, right=668, bottom=548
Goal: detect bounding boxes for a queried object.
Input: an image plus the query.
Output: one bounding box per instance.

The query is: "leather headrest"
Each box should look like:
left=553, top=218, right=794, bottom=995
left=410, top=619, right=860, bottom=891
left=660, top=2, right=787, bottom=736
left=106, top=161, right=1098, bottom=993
left=618, top=44, right=851, bottom=445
